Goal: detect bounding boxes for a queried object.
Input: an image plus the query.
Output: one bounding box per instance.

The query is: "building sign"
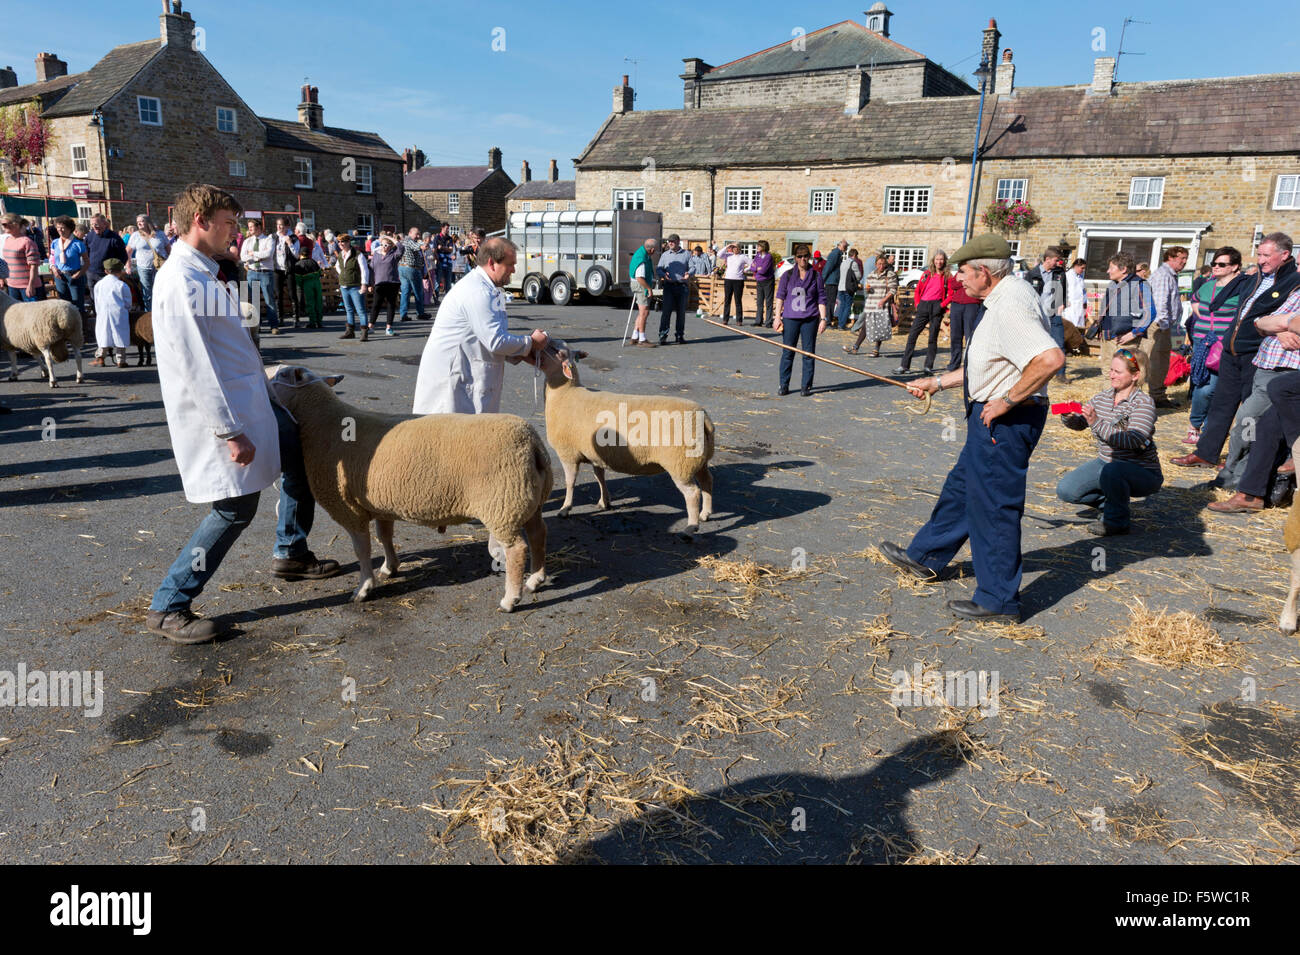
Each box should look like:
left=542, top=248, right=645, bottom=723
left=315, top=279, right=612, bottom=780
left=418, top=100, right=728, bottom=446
left=72, top=183, right=89, bottom=198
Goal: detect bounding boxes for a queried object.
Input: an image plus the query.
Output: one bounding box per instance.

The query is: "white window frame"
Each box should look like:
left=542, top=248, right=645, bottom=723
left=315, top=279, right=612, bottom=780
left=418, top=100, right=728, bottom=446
left=725, top=241, right=759, bottom=257
left=882, top=245, right=928, bottom=271
left=567, top=202, right=576, bottom=211
left=355, top=213, right=373, bottom=234
left=724, top=187, right=762, bottom=214
left=884, top=186, right=931, bottom=215
left=1128, top=176, right=1164, bottom=210
left=612, top=188, right=644, bottom=210
left=521, top=201, right=532, bottom=212
left=545, top=201, right=556, bottom=211
left=300, top=210, right=315, bottom=232
left=448, top=192, right=460, bottom=215
left=137, top=96, right=162, bottom=126
left=77, top=204, right=94, bottom=221
left=216, top=107, right=237, bottom=133
left=229, top=159, right=247, bottom=178
left=681, top=191, right=693, bottom=212
left=996, top=178, right=1027, bottom=202
left=294, top=156, right=313, bottom=189
left=70, top=144, right=88, bottom=177
left=356, top=163, right=373, bottom=195
left=809, top=188, right=837, bottom=215
left=1006, top=240, right=1021, bottom=259
left=1274, top=175, right=1300, bottom=210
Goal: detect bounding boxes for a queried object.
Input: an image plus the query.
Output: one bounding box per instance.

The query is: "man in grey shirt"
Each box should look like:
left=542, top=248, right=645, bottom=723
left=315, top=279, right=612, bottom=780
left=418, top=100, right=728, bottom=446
left=657, top=234, right=692, bottom=345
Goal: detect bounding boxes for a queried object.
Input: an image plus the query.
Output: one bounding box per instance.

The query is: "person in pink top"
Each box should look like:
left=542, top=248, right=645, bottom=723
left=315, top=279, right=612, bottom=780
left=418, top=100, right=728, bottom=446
left=1, top=213, right=43, bottom=302
left=896, top=250, right=952, bottom=375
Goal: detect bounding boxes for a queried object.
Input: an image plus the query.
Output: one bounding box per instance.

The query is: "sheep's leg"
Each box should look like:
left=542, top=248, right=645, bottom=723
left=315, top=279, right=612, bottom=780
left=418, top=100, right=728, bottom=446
left=698, top=466, right=714, bottom=522
left=592, top=466, right=612, bottom=511
left=487, top=533, right=506, bottom=573
left=499, top=535, right=527, bottom=612
left=6, top=350, right=17, bottom=381
left=349, top=529, right=377, bottom=602
left=523, top=509, right=547, bottom=593
left=1281, top=548, right=1300, bottom=636
left=672, top=475, right=703, bottom=539
left=72, top=343, right=83, bottom=383
left=40, top=347, right=57, bottom=388
left=375, top=520, right=399, bottom=578
left=558, top=458, right=580, bottom=517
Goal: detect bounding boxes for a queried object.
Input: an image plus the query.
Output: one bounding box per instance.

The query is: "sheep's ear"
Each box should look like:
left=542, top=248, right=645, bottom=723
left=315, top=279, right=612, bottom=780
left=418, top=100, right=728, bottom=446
left=575, top=350, right=589, bottom=361
left=324, top=374, right=344, bottom=388
left=561, top=360, right=575, bottom=380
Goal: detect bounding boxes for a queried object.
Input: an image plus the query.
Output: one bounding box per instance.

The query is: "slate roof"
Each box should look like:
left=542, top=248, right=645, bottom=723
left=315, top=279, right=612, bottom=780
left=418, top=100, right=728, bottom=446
left=262, top=118, right=401, bottom=162
left=41, top=40, right=162, bottom=117
left=577, top=98, right=982, bottom=168
left=404, top=166, right=498, bottom=191
left=703, top=20, right=926, bottom=80
left=0, top=72, right=82, bottom=109
left=508, top=180, right=576, bottom=200
left=981, top=74, right=1300, bottom=158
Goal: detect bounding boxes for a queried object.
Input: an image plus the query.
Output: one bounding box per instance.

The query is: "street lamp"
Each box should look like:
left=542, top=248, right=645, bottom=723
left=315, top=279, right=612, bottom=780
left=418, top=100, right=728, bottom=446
left=961, top=58, right=993, bottom=244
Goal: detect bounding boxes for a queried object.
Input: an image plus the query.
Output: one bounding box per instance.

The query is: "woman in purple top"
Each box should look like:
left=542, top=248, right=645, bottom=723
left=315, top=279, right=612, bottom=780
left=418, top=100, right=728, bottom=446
left=752, top=240, right=776, bottom=328
left=368, top=236, right=402, bottom=336
left=774, top=246, right=828, bottom=396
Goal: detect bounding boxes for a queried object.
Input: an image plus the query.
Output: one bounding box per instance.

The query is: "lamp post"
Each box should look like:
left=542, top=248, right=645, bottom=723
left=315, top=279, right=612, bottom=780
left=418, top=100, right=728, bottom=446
left=961, top=58, right=993, bottom=244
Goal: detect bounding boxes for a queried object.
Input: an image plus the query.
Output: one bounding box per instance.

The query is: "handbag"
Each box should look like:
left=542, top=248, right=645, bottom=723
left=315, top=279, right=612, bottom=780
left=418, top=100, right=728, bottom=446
left=1206, top=338, right=1223, bottom=373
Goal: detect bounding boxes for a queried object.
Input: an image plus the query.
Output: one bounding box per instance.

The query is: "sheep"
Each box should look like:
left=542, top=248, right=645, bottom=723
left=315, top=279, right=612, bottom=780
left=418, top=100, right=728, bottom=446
left=265, top=364, right=552, bottom=611
left=130, top=311, right=154, bottom=366
left=538, top=341, right=715, bottom=537
left=1280, top=498, right=1300, bottom=635
left=0, top=296, right=84, bottom=388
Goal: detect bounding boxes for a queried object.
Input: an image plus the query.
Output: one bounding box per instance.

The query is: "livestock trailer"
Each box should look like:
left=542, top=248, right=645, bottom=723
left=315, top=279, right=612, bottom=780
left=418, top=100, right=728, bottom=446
left=504, top=209, right=663, bottom=305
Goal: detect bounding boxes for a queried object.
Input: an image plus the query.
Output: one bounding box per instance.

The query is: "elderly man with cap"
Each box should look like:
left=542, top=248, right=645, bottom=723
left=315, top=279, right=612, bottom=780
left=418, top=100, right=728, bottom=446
left=878, top=234, right=1064, bottom=622
left=656, top=234, right=692, bottom=345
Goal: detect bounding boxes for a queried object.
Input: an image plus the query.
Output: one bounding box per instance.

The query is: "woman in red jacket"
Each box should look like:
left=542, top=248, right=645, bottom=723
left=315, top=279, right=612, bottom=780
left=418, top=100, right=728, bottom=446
left=896, top=251, right=951, bottom=375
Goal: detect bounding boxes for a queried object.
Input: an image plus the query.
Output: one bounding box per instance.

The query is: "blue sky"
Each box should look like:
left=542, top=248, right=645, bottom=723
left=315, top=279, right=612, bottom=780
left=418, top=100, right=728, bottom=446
left=4, top=1, right=1294, bottom=181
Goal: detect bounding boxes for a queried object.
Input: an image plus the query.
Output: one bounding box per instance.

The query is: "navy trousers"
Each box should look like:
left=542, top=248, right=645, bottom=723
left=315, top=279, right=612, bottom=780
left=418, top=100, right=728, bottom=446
left=907, top=401, right=1048, bottom=615
left=779, top=317, right=818, bottom=391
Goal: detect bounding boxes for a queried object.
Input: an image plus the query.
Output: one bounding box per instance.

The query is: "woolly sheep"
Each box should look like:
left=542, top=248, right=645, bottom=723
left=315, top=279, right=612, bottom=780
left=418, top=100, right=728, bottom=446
left=266, top=364, right=551, bottom=611
left=1280, top=500, right=1300, bottom=635
left=538, top=342, right=715, bottom=537
left=130, top=312, right=154, bottom=366
left=0, top=296, right=84, bottom=387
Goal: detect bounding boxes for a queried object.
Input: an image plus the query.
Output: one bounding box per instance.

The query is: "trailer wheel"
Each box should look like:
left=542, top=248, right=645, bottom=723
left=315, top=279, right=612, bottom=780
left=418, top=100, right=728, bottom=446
left=522, top=274, right=549, bottom=304
left=550, top=274, right=573, bottom=307
left=583, top=267, right=611, bottom=297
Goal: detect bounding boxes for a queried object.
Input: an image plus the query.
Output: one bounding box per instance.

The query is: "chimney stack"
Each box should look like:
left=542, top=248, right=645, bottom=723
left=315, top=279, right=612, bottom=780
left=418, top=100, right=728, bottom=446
left=521, top=160, right=531, bottom=182
left=35, top=53, right=68, bottom=83
left=995, top=48, right=1014, bottom=96
left=0, top=66, right=19, bottom=89
left=297, top=85, right=323, bottom=130
left=843, top=69, right=870, bottom=114
left=614, top=75, right=634, bottom=114
left=548, top=159, right=558, bottom=183
left=981, top=19, right=1000, bottom=78
left=160, top=1, right=195, bottom=47
left=488, top=146, right=502, bottom=171
left=1091, top=57, right=1116, bottom=95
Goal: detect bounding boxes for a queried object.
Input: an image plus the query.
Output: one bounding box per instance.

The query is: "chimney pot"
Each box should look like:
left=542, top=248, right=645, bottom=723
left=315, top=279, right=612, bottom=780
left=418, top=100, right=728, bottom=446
left=521, top=160, right=532, bottom=182
left=548, top=159, right=558, bottom=183
left=35, top=52, right=68, bottom=83
left=614, top=77, right=634, bottom=114
left=622, top=74, right=628, bottom=85
left=488, top=146, right=502, bottom=171
left=297, top=86, right=324, bottom=130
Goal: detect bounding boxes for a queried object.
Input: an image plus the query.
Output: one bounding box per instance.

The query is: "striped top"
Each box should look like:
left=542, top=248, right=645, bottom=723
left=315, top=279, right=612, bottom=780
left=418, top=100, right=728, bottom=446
left=1, top=234, right=40, bottom=290
left=1089, top=388, right=1160, bottom=473
left=860, top=266, right=898, bottom=312
left=1189, top=277, right=1243, bottom=343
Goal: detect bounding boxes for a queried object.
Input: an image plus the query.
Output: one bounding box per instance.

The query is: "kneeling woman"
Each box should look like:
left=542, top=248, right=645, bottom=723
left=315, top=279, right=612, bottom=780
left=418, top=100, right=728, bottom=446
left=1056, top=348, right=1163, bottom=535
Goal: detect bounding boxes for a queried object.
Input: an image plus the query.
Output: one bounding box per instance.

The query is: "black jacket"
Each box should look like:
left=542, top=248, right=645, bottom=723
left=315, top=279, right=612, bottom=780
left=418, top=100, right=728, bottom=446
left=1227, top=257, right=1300, bottom=357
left=1026, top=265, right=1068, bottom=313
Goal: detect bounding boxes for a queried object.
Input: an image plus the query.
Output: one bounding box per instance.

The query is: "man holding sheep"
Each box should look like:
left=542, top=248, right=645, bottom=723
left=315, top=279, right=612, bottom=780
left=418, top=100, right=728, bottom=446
left=146, top=183, right=339, bottom=644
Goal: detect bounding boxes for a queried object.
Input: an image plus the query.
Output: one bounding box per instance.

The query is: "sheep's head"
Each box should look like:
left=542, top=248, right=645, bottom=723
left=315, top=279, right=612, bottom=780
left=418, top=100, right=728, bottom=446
left=538, top=339, right=589, bottom=389
left=265, top=364, right=344, bottom=411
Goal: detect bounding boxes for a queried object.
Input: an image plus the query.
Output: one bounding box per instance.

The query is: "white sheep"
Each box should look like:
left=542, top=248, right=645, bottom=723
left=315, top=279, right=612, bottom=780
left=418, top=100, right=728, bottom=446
left=1280, top=497, right=1300, bottom=636
left=538, top=342, right=715, bottom=537
left=265, top=364, right=552, bottom=611
left=0, top=296, right=85, bottom=387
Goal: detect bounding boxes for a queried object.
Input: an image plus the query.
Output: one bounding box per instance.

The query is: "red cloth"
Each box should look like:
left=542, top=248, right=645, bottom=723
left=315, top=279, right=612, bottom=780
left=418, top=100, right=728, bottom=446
left=1051, top=402, right=1084, bottom=415
left=1165, top=352, right=1192, bottom=387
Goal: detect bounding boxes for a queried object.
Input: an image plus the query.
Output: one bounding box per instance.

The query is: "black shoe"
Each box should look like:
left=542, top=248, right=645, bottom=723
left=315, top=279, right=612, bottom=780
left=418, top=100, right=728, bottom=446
left=1153, top=397, right=1179, bottom=408
left=777, top=386, right=790, bottom=396
left=800, top=387, right=812, bottom=396
left=893, top=366, right=909, bottom=375
left=0, top=406, right=11, bottom=415
left=1087, top=521, right=1130, bottom=536
left=270, top=552, right=342, bottom=580
left=947, top=599, right=1018, bottom=623
left=418, top=313, right=431, bottom=320
left=922, top=367, right=934, bottom=375
left=659, top=337, right=668, bottom=345
left=676, top=337, right=686, bottom=345
left=878, top=540, right=936, bottom=580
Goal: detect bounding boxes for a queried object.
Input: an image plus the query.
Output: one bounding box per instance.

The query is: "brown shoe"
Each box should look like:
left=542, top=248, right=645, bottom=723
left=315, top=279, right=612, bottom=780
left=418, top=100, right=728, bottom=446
left=270, top=552, right=342, bottom=580
left=339, top=328, right=356, bottom=340
left=1280, top=458, right=1295, bottom=476
left=1171, top=453, right=1220, bottom=469
left=636, top=340, right=657, bottom=348
left=145, top=609, right=223, bottom=644
left=360, top=327, right=369, bottom=342
left=1207, top=492, right=1265, bottom=513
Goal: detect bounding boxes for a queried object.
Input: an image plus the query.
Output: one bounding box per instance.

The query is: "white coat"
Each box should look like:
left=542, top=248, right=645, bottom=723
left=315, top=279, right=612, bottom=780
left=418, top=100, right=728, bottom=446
left=92, top=274, right=132, bottom=348
left=152, top=240, right=280, bottom=503
left=412, top=266, right=531, bottom=414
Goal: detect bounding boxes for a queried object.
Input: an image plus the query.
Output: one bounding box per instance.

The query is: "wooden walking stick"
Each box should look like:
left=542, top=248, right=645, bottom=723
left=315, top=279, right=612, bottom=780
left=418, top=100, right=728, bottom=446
left=695, top=314, right=932, bottom=415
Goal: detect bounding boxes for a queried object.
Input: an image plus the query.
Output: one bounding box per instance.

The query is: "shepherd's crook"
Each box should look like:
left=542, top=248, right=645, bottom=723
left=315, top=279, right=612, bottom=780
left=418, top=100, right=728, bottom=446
left=696, top=315, right=932, bottom=415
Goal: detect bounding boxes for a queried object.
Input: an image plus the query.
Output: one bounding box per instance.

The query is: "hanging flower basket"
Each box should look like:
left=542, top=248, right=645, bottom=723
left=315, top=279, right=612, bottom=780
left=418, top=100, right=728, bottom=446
left=982, top=199, right=1039, bottom=235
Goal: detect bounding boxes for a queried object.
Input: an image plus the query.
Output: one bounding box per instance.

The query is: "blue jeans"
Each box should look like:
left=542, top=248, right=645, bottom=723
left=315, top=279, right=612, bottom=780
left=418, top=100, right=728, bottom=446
left=1056, top=456, right=1162, bottom=529
left=436, top=264, right=453, bottom=293
left=340, top=285, right=365, bottom=326
left=779, top=317, right=819, bottom=391
left=398, top=265, right=424, bottom=318
left=54, top=274, right=87, bottom=314
left=137, top=267, right=156, bottom=311
left=1049, top=315, right=1067, bottom=379
left=907, top=402, right=1047, bottom=616
left=835, top=290, right=854, bottom=328
left=6, top=286, right=39, bottom=302
left=1189, top=374, right=1218, bottom=430
left=249, top=270, right=278, bottom=327
left=151, top=404, right=315, bottom=613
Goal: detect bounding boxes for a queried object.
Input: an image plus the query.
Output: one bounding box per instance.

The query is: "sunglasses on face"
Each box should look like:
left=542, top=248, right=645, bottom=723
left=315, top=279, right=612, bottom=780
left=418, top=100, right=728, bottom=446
left=1211, top=261, right=1232, bottom=268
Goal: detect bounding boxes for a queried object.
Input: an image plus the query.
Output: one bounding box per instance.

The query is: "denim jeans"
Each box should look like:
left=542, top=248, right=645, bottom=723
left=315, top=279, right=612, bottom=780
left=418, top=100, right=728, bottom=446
left=54, top=274, right=87, bottom=314
left=1056, top=456, right=1162, bottom=529
left=778, top=317, right=818, bottom=391
left=398, top=265, right=424, bottom=318
left=835, top=290, right=854, bottom=328
left=1189, top=374, right=1218, bottom=430
left=6, top=286, right=39, bottom=302
left=436, top=265, right=453, bottom=294
left=150, top=404, right=315, bottom=613
left=136, top=266, right=156, bottom=311
left=340, top=285, right=365, bottom=326
left=250, top=270, right=278, bottom=327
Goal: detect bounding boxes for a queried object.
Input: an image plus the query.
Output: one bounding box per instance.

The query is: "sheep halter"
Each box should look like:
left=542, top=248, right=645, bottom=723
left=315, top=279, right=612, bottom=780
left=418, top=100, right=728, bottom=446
left=694, top=315, right=932, bottom=415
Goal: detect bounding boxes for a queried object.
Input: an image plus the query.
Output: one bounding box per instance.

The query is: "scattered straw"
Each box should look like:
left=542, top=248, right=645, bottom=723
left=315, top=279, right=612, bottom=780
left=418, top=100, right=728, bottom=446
left=1097, top=601, right=1242, bottom=669
left=684, top=674, right=811, bottom=740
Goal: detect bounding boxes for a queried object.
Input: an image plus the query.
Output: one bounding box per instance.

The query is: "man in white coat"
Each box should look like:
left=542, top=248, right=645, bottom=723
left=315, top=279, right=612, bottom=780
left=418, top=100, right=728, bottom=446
left=147, top=183, right=339, bottom=644
left=91, top=259, right=132, bottom=367
left=412, top=237, right=549, bottom=415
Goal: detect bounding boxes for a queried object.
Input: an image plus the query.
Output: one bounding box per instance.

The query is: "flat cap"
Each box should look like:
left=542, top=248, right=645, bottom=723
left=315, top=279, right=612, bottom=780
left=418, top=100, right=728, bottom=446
left=950, top=233, right=1013, bottom=264
left=102, top=258, right=124, bottom=272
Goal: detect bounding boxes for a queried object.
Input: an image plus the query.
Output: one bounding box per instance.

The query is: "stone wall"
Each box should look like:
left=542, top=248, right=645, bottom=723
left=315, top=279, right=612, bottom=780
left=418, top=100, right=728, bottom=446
left=694, top=61, right=929, bottom=109
left=407, top=170, right=514, bottom=235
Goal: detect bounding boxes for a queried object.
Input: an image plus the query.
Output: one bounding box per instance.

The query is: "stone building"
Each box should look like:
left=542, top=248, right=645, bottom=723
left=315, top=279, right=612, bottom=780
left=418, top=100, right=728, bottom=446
left=506, top=159, right=576, bottom=215
left=574, top=13, right=990, bottom=268
left=0, top=1, right=404, bottom=235
left=403, top=147, right=516, bottom=235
